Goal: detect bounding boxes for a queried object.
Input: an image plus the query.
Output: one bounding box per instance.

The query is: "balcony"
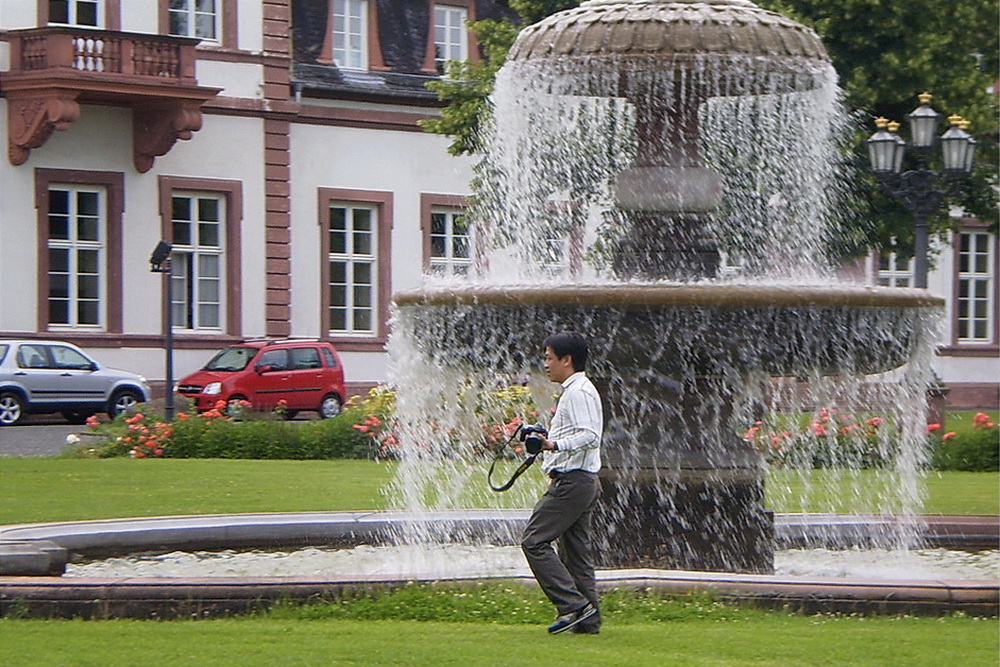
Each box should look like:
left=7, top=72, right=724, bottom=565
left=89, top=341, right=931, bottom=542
left=1, top=27, right=220, bottom=172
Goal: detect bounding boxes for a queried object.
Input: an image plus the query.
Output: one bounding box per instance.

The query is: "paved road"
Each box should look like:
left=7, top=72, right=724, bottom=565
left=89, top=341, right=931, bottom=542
left=0, top=417, right=87, bottom=457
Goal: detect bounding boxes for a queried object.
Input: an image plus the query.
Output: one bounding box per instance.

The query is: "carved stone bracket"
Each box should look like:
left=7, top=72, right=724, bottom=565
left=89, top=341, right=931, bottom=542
left=132, top=102, right=204, bottom=173
left=7, top=93, right=81, bottom=165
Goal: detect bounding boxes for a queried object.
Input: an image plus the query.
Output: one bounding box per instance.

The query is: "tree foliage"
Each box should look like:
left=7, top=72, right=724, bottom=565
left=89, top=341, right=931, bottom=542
left=423, top=0, right=999, bottom=251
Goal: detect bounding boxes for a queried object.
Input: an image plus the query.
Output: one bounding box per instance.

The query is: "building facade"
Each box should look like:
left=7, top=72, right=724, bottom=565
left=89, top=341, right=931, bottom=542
left=1, top=1, right=996, bottom=409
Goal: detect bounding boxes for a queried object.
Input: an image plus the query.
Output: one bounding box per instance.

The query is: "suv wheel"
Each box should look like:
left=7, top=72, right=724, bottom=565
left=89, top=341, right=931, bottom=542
left=319, top=394, right=342, bottom=419
left=0, top=391, right=25, bottom=426
left=108, top=389, right=142, bottom=417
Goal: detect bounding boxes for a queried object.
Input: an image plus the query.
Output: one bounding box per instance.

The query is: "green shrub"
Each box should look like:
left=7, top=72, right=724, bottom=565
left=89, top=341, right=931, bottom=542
left=930, top=412, right=999, bottom=472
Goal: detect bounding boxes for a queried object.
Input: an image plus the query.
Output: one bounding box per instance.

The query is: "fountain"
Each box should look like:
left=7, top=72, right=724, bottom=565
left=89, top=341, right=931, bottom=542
left=3, top=0, right=994, bottom=621
left=390, top=0, right=944, bottom=574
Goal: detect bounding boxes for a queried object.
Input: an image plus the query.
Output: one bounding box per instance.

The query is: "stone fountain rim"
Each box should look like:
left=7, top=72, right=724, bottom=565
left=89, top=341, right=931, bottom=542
left=1, top=512, right=996, bottom=618
left=393, top=284, right=945, bottom=309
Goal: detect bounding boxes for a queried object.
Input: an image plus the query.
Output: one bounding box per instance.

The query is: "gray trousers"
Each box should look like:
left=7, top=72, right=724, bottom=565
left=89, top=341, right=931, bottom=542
left=520, top=470, right=601, bottom=619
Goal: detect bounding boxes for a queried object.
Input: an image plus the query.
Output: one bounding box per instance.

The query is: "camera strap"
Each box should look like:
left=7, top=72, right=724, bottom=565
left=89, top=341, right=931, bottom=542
left=487, top=424, right=539, bottom=493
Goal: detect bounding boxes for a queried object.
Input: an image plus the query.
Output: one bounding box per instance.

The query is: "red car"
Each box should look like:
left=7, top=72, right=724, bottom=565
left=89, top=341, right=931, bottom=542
left=176, top=339, right=346, bottom=419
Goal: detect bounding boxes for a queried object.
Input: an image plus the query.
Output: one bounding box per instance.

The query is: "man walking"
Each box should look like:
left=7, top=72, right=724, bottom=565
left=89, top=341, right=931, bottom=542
left=521, top=331, right=604, bottom=635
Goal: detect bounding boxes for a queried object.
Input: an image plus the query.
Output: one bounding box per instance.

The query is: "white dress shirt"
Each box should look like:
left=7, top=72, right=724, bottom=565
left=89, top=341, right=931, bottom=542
left=540, top=372, right=603, bottom=474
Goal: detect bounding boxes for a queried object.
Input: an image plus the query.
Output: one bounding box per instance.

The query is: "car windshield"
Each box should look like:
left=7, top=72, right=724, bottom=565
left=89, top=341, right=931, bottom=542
left=203, top=346, right=256, bottom=372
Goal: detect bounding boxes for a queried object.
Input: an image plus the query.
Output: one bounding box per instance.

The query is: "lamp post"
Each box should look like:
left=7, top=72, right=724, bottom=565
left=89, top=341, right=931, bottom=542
left=866, top=92, right=977, bottom=288
left=149, top=241, right=175, bottom=421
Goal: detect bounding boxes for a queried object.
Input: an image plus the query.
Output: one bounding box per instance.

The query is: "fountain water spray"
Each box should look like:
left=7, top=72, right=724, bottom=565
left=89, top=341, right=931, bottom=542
left=388, top=0, right=944, bottom=573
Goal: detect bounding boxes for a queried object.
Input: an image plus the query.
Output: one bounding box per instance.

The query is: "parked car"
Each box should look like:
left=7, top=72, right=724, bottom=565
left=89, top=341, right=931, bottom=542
left=175, top=339, right=346, bottom=419
left=0, top=340, right=150, bottom=426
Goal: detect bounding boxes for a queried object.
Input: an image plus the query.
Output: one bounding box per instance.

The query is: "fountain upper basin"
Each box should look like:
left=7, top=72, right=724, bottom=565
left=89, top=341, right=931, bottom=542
left=394, top=283, right=943, bottom=377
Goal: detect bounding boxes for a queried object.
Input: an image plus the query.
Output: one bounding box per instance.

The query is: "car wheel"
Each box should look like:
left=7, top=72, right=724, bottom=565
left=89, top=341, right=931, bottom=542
left=281, top=409, right=299, bottom=421
left=108, top=389, right=142, bottom=417
left=319, top=394, right=342, bottom=419
left=0, top=392, right=25, bottom=426
left=62, top=410, right=94, bottom=425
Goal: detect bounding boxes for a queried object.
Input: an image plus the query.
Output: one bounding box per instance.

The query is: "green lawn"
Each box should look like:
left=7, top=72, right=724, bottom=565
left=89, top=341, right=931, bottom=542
left=2, top=600, right=997, bottom=667
left=0, top=458, right=996, bottom=525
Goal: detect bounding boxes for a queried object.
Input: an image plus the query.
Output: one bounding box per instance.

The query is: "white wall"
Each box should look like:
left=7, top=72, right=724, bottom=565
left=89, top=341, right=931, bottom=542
left=288, top=120, right=474, bottom=385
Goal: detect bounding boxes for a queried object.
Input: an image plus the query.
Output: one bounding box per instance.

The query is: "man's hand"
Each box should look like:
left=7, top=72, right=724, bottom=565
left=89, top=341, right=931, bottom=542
left=541, top=438, right=557, bottom=451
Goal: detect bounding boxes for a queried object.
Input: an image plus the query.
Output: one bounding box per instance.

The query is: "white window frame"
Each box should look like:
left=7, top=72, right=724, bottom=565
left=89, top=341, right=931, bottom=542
left=956, top=230, right=996, bottom=343
left=47, top=185, right=105, bottom=329
left=168, top=0, right=220, bottom=42
left=428, top=208, right=471, bottom=277
left=434, top=5, right=468, bottom=74
left=876, top=251, right=912, bottom=288
left=332, top=0, right=368, bottom=70
left=170, top=193, right=225, bottom=332
left=49, top=0, right=102, bottom=27
left=328, top=203, right=377, bottom=336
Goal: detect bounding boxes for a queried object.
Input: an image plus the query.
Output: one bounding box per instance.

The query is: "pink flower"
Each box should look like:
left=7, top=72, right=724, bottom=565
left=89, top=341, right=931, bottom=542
left=943, top=431, right=957, bottom=441
left=866, top=417, right=883, bottom=428
left=927, top=423, right=942, bottom=433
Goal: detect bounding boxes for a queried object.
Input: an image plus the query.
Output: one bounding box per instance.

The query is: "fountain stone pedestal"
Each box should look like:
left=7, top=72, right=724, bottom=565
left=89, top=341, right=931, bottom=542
left=594, top=375, right=774, bottom=572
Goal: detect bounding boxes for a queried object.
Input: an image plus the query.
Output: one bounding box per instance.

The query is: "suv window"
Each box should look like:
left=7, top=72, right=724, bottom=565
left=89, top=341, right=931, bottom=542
left=0, top=344, right=8, bottom=363
left=321, top=347, right=337, bottom=368
left=17, top=344, right=51, bottom=369
left=204, top=346, right=256, bottom=372
left=257, top=348, right=289, bottom=371
left=51, top=345, right=94, bottom=370
left=289, top=347, right=321, bottom=370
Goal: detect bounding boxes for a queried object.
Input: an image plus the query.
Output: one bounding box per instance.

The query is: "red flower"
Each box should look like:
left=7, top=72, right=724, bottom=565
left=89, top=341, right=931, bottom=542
left=943, top=431, right=957, bottom=441
left=927, top=423, right=942, bottom=433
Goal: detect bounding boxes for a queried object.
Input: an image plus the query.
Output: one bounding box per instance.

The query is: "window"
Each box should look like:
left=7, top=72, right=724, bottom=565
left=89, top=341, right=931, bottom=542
left=258, top=348, right=288, bottom=371
left=876, top=252, right=912, bottom=287
left=434, top=5, right=468, bottom=74
left=170, top=193, right=224, bottom=331
left=320, top=188, right=392, bottom=346
left=956, top=231, right=995, bottom=343
left=332, top=0, right=368, bottom=70
left=289, top=347, right=321, bottom=370
left=429, top=209, right=470, bottom=276
left=18, top=344, right=51, bottom=369
left=49, top=0, right=100, bottom=27
left=51, top=345, right=93, bottom=370
left=328, top=204, right=377, bottom=334
left=168, top=0, right=219, bottom=41
left=47, top=186, right=104, bottom=328
left=158, top=176, right=243, bottom=338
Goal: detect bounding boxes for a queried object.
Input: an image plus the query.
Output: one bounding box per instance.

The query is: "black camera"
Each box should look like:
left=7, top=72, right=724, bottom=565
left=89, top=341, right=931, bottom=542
left=520, top=424, right=548, bottom=455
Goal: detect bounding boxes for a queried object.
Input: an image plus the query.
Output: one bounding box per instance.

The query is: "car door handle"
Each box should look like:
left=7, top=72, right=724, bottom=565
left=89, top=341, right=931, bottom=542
left=61, top=373, right=73, bottom=377
left=14, top=371, right=27, bottom=376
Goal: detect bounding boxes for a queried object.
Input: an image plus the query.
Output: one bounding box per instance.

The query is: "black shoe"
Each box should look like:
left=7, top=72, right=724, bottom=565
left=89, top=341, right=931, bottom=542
left=548, top=603, right=597, bottom=634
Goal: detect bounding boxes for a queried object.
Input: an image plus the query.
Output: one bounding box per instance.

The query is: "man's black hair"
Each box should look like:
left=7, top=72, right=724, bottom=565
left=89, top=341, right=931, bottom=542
left=543, top=331, right=588, bottom=372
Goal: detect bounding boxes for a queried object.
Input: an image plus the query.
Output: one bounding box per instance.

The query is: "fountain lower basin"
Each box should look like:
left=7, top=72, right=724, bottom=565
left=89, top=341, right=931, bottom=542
left=1, top=511, right=996, bottom=618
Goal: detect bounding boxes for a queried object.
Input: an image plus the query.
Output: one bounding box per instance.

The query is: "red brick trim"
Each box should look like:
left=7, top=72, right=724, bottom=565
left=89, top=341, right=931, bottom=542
left=157, top=176, right=244, bottom=338
left=33, top=168, right=125, bottom=334
left=264, top=119, right=292, bottom=337
left=318, top=188, right=394, bottom=350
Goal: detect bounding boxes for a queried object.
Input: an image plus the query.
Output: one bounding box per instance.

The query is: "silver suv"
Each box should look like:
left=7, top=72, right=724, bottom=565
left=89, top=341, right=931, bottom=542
left=0, top=340, right=150, bottom=426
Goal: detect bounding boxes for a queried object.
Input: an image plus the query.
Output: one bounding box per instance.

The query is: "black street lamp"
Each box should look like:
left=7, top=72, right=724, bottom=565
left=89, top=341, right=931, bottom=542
left=149, top=241, right=175, bottom=421
left=866, top=92, right=977, bottom=288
